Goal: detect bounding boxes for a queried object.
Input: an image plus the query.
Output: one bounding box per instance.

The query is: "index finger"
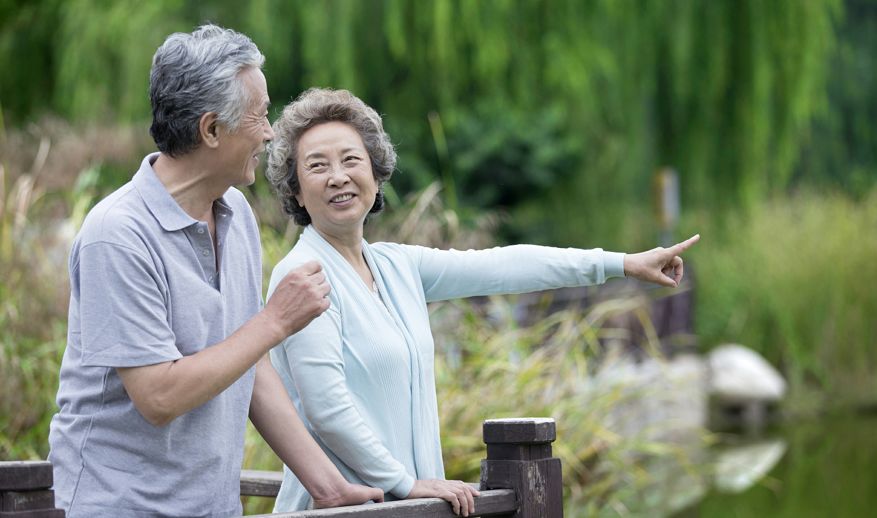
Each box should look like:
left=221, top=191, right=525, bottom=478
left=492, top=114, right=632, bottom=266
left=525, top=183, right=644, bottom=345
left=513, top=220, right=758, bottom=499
left=293, top=260, right=323, bottom=275
left=670, top=234, right=700, bottom=255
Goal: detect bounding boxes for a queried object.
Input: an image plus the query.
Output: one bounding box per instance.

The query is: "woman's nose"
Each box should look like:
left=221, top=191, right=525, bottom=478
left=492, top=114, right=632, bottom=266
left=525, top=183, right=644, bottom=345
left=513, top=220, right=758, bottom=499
left=327, top=165, right=350, bottom=185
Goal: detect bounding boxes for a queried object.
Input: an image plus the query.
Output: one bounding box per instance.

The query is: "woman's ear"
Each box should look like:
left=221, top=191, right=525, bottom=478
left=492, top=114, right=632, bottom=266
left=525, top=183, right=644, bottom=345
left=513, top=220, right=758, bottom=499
left=199, top=112, right=221, bottom=149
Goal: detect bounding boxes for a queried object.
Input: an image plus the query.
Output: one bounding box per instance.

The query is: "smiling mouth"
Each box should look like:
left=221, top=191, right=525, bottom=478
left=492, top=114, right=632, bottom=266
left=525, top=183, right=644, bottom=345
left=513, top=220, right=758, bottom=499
left=330, top=193, right=355, bottom=203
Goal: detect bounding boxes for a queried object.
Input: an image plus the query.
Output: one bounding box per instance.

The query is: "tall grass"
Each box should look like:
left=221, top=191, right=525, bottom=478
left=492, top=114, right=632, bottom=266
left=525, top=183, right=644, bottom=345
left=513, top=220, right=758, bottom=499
left=690, top=188, right=877, bottom=412
left=0, top=155, right=77, bottom=458
left=0, top=121, right=143, bottom=459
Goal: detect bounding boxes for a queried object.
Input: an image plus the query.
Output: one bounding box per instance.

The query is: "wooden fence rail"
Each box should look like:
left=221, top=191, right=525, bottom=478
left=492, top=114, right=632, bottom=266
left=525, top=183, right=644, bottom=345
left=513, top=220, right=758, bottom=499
left=0, top=461, right=64, bottom=517
left=242, top=417, right=562, bottom=517
left=0, top=417, right=562, bottom=517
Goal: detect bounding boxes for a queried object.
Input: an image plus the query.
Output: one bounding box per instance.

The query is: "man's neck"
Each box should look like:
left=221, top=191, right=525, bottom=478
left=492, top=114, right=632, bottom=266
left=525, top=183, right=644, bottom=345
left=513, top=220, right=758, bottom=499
left=152, top=151, right=226, bottom=222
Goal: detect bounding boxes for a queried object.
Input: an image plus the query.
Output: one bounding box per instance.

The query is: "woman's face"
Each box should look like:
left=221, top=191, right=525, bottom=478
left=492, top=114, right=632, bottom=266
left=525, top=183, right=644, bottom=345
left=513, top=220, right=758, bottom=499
left=294, top=121, right=378, bottom=236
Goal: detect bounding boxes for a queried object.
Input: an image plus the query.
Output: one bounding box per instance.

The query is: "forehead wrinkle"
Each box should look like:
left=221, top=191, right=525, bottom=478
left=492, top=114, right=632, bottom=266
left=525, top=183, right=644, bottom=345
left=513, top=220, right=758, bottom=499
left=299, top=123, right=366, bottom=159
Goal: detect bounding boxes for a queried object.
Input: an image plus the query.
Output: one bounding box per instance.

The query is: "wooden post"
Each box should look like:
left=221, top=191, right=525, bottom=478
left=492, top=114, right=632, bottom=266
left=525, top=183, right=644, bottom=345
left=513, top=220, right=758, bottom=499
left=479, top=418, right=563, bottom=518
left=0, top=461, right=65, bottom=517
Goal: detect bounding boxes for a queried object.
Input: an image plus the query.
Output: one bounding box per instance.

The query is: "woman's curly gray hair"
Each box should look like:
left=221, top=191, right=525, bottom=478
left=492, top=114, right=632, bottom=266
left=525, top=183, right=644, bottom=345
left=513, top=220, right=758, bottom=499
left=266, top=88, right=396, bottom=226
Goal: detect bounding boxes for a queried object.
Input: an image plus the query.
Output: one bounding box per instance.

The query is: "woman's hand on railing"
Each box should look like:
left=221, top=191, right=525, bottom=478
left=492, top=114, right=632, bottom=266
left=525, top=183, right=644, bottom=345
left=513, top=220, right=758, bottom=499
left=406, top=479, right=480, bottom=517
left=312, top=481, right=384, bottom=509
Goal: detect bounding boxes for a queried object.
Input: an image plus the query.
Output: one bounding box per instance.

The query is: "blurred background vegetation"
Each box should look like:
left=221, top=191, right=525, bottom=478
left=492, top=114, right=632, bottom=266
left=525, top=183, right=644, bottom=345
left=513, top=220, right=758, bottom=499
left=2, top=0, right=876, bottom=515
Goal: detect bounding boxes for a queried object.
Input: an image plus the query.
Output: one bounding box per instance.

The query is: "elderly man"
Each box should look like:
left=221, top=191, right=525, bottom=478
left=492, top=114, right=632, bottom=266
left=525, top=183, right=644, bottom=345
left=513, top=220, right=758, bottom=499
left=47, top=25, right=382, bottom=517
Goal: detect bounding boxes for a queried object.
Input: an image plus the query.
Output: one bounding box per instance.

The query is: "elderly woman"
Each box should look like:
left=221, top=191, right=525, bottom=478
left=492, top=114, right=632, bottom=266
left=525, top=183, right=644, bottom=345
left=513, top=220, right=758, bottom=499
left=265, top=88, right=698, bottom=515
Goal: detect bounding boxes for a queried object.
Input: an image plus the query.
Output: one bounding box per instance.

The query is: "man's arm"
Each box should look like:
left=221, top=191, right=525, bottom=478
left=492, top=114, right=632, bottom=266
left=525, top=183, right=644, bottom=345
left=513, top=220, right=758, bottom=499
left=118, top=261, right=328, bottom=427
left=249, top=356, right=384, bottom=507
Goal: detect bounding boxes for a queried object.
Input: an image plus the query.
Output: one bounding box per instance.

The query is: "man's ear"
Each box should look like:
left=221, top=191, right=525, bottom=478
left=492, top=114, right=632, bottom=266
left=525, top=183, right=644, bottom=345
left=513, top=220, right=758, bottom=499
left=199, top=112, right=221, bottom=149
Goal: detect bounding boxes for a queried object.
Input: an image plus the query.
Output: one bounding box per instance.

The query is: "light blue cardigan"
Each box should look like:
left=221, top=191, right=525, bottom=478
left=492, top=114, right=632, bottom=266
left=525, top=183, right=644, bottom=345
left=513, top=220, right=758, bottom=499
left=267, top=225, right=625, bottom=511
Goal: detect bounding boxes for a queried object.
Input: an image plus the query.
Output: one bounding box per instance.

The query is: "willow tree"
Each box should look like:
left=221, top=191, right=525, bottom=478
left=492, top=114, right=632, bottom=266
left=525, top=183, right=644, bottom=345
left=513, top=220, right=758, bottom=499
left=0, top=0, right=845, bottom=245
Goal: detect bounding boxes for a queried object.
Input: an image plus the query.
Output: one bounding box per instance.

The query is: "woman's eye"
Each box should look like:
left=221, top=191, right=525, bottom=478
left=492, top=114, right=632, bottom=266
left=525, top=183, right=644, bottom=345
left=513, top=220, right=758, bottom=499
left=344, top=155, right=360, bottom=163
left=308, top=162, right=327, bottom=171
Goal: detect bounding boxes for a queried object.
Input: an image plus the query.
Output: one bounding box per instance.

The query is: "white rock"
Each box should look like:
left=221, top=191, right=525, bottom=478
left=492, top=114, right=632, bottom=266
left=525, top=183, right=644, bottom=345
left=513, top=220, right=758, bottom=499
left=714, top=439, right=787, bottom=493
left=709, top=344, right=786, bottom=402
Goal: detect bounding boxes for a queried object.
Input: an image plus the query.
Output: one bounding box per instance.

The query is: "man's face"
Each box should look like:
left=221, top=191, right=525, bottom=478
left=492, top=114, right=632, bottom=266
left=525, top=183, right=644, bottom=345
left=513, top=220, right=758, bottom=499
left=217, top=68, right=273, bottom=187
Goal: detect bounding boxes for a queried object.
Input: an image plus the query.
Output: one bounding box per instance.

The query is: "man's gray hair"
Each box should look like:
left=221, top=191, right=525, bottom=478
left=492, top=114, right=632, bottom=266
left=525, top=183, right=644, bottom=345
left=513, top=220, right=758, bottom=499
left=149, top=24, right=265, bottom=157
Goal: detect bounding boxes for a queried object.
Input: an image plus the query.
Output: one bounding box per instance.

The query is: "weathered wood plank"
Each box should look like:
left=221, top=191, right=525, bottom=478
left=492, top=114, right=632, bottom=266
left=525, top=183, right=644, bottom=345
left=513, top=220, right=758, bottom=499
left=0, top=510, right=65, bottom=518
left=240, top=470, right=283, bottom=497
left=482, top=418, right=556, bottom=445
left=0, top=490, right=55, bottom=511
left=481, top=418, right=563, bottom=518
left=481, top=459, right=562, bottom=518
left=0, top=463, right=53, bottom=491
left=245, top=489, right=516, bottom=517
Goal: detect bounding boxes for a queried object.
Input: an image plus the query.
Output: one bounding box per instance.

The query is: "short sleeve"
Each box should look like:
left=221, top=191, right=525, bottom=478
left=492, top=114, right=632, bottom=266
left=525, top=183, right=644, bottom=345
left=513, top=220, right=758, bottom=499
left=77, top=241, right=182, bottom=367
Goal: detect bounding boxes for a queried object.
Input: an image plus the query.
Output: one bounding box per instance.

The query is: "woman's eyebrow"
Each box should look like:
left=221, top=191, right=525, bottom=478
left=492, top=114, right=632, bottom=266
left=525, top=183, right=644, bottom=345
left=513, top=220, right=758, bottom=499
left=303, top=150, right=327, bottom=161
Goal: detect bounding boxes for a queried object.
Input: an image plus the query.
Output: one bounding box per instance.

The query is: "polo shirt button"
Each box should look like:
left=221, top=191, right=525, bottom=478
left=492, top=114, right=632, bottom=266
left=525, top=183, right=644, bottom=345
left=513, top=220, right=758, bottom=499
left=197, top=228, right=205, bottom=234
left=202, top=249, right=209, bottom=256
left=208, top=275, right=214, bottom=282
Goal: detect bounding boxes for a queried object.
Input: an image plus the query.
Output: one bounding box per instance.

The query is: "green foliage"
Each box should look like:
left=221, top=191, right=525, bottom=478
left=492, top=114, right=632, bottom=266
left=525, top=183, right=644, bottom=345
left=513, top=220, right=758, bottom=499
left=2, top=0, right=864, bottom=248
left=690, top=188, right=877, bottom=409
left=801, top=0, right=877, bottom=195
left=0, top=161, right=92, bottom=459
left=445, top=102, right=582, bottom=209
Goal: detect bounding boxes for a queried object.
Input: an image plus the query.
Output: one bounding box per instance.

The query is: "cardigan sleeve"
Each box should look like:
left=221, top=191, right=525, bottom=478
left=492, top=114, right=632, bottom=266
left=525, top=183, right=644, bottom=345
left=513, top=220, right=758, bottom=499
left=273, top=305, right=416, bottom=498
left=407, top=244, right=625, bottom=303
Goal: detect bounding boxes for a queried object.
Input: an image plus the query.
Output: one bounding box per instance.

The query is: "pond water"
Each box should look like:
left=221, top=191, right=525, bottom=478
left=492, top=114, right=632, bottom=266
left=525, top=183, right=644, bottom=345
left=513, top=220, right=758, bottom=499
left=673, top=413, right=877, bottom=517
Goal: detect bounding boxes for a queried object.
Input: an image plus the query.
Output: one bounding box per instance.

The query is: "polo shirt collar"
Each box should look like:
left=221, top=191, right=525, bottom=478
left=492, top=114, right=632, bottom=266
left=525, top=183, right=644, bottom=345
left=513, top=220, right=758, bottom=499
left=132, top=152, right=235, bottom=232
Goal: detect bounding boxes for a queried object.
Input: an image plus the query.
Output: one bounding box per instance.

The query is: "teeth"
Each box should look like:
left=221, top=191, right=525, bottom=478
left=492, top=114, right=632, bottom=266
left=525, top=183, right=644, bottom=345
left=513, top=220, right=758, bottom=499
left=332, top=193, right=353, bottom=202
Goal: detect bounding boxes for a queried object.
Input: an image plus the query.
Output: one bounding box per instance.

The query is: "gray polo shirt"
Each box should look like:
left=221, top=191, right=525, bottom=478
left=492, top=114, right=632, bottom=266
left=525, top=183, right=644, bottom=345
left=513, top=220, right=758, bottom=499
left=48, top=153, right=263, bottom=517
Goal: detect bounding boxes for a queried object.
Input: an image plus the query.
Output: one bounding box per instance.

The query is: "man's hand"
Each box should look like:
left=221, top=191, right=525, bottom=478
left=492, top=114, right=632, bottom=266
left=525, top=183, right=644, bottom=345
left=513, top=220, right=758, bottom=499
left=623, top=234, right=700, bottom=287
left=406, top=479, right=480, bottom=517
left=312, top=481, right=385, bottom=509
left=262, top=261, right=330, bottom=340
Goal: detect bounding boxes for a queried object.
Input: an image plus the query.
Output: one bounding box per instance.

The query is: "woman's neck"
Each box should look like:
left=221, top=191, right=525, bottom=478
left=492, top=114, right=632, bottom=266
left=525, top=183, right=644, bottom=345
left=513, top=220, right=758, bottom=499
left=312, top=224, right=367, bottom=271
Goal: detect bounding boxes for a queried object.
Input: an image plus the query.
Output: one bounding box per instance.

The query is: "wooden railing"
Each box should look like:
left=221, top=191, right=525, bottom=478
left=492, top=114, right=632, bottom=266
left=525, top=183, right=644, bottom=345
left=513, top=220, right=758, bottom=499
left=0, top=418, right=563, bottom=517
left=0, top=460, right=64, bottom=517
left=242, top=418, right=563, bottom=517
